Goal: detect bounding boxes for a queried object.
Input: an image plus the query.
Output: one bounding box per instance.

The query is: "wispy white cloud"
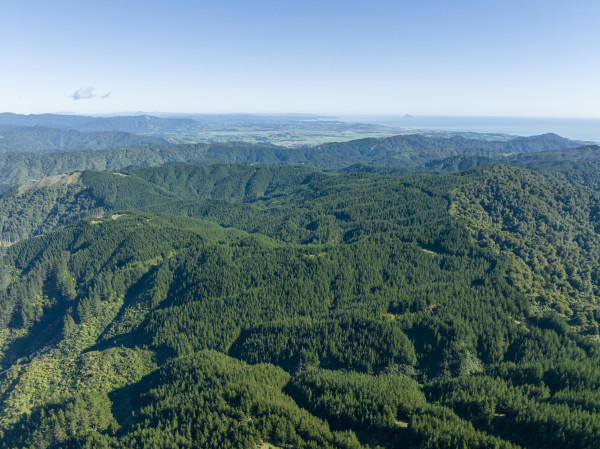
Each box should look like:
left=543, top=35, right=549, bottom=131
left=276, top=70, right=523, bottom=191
left=72, top=87, right=112, bottom=100
left=72, top=86, right=96, bottom=100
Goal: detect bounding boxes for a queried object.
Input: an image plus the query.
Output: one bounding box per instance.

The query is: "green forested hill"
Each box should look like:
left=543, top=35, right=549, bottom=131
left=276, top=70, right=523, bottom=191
left=450, top=164, right=600, bottom=330
left=0, top=133, right=584, bottom=186
left=0, top=162, right=600, bottom=448
left=0, top=113, right=199, bottom=134
left=306, top=133, right=581, bottom=169
left=504, top=145, right=600, bottom=192
left=507, top=145, right=600, bottom=166
left=0, top=143, right=209, bottom=186
left=5, top=162, right=600, bottom=329
left=0, top=164, right=319, bottom=241
left=0, top=125, right=169, bottom=153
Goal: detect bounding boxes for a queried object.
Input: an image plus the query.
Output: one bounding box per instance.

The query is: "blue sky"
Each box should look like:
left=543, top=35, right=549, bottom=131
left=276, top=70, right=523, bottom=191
left=1, top=0, right=599, bottom=117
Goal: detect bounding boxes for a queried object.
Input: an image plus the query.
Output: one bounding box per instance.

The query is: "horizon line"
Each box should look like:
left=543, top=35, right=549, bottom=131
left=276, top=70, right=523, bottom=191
left=1, top=111, right=600, bottom=120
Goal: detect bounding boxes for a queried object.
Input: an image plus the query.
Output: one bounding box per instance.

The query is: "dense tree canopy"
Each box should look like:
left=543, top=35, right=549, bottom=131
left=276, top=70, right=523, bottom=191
left=1, top=152, right=600, bottom=448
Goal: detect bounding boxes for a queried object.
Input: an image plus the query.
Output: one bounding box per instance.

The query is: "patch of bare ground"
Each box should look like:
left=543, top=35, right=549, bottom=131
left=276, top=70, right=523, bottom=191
left=17, top=172, right=82, bottom=194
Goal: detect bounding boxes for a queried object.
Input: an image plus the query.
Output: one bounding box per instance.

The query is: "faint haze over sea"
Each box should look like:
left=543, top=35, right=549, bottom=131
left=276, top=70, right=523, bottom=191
left=337, top=116, right=600, bottom=142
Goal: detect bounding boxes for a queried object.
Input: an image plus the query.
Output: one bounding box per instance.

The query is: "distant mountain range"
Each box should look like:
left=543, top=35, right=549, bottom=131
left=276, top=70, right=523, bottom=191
left=0, top=112, right=414, bottom=147
left=0, top=112, right=365, bottom=136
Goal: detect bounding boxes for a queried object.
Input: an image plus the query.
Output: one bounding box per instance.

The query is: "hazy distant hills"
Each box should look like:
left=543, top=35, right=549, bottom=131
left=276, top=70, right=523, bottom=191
left=0, top=113, right=198, bottom=134
left=0, top=125, right=169, bottom=153
left=304, top=133, right=582, bottom=168
left=314, top=133, right=580, bottom=157
left=0, top=112, right=96, bottom=129
left=0, top=112, right=413, bottom=146
left=0, top=112, right=382, bottom=138
left=1, top=112, right=589, bottom=153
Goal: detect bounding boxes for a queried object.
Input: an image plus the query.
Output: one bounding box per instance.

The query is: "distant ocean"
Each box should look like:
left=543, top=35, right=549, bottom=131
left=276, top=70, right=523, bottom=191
left=337, top=116, right=600, bottom=142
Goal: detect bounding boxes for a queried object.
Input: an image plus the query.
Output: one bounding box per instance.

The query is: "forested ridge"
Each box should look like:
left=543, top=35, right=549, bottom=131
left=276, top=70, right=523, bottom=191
left=0, top=132, right=585, bottom=186
left=0, top=157, right=599, bottom=449
left=0, top=113, right=200, bottom=134
left=0, top=123, right=599, bottom=448
left=0, top=125, right=169, bottom=154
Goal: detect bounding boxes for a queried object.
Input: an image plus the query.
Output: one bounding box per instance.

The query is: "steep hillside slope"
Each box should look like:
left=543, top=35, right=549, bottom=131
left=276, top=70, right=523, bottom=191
left=450, top=164, right=600, bottom=330
left=1, top=163, right=600, bottom=448
left=0, top=164, right=320, bottom=241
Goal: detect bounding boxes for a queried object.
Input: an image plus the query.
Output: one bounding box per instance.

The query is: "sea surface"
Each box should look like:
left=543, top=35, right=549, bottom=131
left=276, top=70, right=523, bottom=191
left=337, top=115, right=600, bottom=142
